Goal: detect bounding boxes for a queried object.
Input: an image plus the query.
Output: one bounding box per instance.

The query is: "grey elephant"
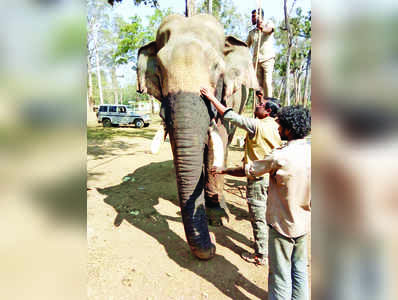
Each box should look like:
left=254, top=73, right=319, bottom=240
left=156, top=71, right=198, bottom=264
left=137, top=14, right=258, bottom=260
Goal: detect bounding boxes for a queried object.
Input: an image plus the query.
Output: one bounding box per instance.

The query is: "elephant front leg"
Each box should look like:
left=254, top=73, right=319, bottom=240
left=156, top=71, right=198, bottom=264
left=204, top=119, right=230, bottom=226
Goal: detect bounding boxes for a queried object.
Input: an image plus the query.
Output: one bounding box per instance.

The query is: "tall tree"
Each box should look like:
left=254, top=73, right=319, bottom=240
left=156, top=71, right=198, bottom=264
left=111, top=66, right=119, bottom=104
left=186, top=0, right=196, bottom=17
left=283, top=0, right=293, bottom=106
left=87, top=47, right=94, bottom=111
left=303, top=49, right=311, bottom=106
left=274, top=7, right=311, bottom=107
left=113, top=8, right=172, bottom=67
left=93, top=24, right=104, bottom=105
left=88, top=0, right=113, bottom=105
left=108, top=0, right=158, bottom=7
left=197, top=0, right=249, bottom=40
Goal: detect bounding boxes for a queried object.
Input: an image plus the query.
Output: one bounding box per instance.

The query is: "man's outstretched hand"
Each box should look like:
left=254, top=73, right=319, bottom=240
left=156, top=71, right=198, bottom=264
left=210, top=166, right=225, bottom=175
left=200, top=87, right=213, bottom=101
left=200, top=87, right=227, bottom=116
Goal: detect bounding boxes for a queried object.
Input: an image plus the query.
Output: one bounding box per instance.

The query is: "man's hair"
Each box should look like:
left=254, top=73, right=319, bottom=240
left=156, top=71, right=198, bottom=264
left=264, top=101, right=280, bottom=118
left=255, top=90, right=263, bottom=96
left=252, top=8, right=264, bottom=18
left=277, top=106, right=311, bottom=139
left=264, top=97, right=281, bottom=107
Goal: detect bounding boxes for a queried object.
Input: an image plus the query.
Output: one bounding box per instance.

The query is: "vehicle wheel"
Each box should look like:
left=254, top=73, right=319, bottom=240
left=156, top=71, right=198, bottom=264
left=103, top=118, right=112, bottom=128
left=134, top=119, right=144, bottom=128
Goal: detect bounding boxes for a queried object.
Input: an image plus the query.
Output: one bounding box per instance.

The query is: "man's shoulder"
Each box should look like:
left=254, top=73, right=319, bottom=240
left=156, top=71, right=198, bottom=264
left=224, top=108, right=238, bottom=118
left=273, top=141, right=289, bottom=152
left=259, top=117, right=279, bottom=127
left=262, top=116, right=278, bottom=123
left=248, top=28, right=257, bottom=35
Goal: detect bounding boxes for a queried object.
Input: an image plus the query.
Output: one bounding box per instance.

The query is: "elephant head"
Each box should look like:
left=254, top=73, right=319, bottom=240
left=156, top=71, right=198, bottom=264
left=137, top=14, right=258, bottom=260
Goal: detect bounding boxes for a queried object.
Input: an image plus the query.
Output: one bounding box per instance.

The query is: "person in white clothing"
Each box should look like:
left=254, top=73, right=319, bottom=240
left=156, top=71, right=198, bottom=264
left=247, top=8, right=276, bottom=98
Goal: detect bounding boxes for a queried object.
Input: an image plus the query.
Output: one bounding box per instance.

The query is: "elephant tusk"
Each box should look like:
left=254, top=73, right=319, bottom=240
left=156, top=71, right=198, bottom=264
left=209, top=121, right=224, bottom=167
left=151, top=125, right=166, bottom=154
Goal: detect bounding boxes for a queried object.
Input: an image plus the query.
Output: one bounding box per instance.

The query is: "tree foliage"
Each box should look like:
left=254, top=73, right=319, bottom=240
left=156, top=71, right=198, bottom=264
left=275, top=8, right=311, bottom=77
left=274, top=7, right=311, bottom=104
left=196, top=0, right=249, bottom=40
left=113, top=8, right=172, bottom=65
left=108, top=0, right=159, bottom=7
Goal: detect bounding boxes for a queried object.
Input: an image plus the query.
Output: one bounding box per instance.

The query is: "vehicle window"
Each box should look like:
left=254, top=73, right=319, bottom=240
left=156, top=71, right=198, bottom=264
left=118, top=107, right=126, bottom=113
left=109, top=106, right=117, bottom=112
left=99, top=106, right=107, bottom=112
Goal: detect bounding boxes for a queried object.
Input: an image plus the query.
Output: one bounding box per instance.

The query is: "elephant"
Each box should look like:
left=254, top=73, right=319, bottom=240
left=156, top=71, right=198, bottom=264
left=137, top=14, right=258, bottom=260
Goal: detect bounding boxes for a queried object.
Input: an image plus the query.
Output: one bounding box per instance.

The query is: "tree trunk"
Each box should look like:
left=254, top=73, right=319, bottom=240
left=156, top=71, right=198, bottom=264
left=303, top=49, right=311, bottom=107
left=278, top=78, right=285, bottom=100
left=293, top=71, right=298, bottom=105
left=151, top=97, right=155, bottom=115
left=112, top=66, right=119, bottom=104
left=185, top=0, right=195, bottom=17
left=87, top=52, right=94, bottom=112
left=87, top=93, right=90, bottom=112
left=283, top=0, right=292, bottom=106
left=294, top=71, right=303, bottom=105
left=208, top=0, right=212, bottom=14
left=297, top=72, right=302, bottom=105
left=93, top=30, right=104, bottom=105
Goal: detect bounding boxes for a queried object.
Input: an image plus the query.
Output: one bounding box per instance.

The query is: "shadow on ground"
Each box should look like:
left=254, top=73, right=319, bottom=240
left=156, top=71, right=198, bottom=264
left=228, top=145, right=244, bottom=152
left=98, top=160, right=267, bottom=299
left=87, top=140, right=139, bottom=160
left=223, top=178, right=250, bottom=221
left=88, top=126, right=158, bottom=142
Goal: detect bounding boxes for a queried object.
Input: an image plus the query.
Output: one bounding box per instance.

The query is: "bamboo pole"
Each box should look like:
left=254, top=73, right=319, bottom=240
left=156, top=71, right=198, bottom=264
left=253, top=0, right=262, bottom=115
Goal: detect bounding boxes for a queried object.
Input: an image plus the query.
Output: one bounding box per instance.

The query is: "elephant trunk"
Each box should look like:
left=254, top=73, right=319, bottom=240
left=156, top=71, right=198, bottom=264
left=164, top=92, right=215, bottom=260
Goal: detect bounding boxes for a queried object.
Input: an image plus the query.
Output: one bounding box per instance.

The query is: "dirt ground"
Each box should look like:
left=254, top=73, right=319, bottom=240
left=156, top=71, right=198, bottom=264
left=87, top=113, right=291, bottom=300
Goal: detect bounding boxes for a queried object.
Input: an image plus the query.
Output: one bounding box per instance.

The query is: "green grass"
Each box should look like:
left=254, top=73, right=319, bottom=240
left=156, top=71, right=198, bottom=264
left=87, top=115, right=163, bottom=142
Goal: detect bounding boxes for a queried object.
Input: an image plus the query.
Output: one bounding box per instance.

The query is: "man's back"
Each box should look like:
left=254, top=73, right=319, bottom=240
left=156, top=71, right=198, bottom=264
left=266, top=139, right=311, bottom=238
left=244, top=117, right=281, bottom=165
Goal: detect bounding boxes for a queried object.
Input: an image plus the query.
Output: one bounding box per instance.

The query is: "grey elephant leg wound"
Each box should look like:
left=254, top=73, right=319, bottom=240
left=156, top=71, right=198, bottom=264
left=165, top=92, right=216, bottom=260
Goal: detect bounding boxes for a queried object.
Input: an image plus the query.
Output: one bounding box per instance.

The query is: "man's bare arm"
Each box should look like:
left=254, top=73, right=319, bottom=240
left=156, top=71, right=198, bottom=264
left=211, top=166, right=246, bottom=177
left=200, top=87, right=228, bottom=116
left=201, top=87, right=257, bottom=138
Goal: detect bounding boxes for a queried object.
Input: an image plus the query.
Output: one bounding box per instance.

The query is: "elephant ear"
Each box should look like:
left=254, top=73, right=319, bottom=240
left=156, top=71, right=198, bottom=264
left=137, top=41, right=162, bottom=101
left=223, top=36, right=259, bottom=98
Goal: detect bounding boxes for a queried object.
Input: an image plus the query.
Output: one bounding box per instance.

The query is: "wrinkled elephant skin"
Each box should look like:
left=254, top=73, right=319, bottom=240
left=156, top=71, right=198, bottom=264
left=137, top=14, right=258, bottom=260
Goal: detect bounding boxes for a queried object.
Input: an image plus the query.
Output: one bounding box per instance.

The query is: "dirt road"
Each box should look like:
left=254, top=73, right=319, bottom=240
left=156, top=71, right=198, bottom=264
left=87, top=115, right=268, bottom=299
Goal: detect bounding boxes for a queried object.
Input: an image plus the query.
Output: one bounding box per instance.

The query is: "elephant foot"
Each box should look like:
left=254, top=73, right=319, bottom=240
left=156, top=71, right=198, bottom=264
left=206, top=206, right=229, bottom=227
left=191, top=234, right=216, bottom=260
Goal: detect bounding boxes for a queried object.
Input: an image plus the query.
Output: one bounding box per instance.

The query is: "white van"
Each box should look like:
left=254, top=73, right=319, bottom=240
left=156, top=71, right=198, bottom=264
left=97, top=104, right=151, bottom=128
